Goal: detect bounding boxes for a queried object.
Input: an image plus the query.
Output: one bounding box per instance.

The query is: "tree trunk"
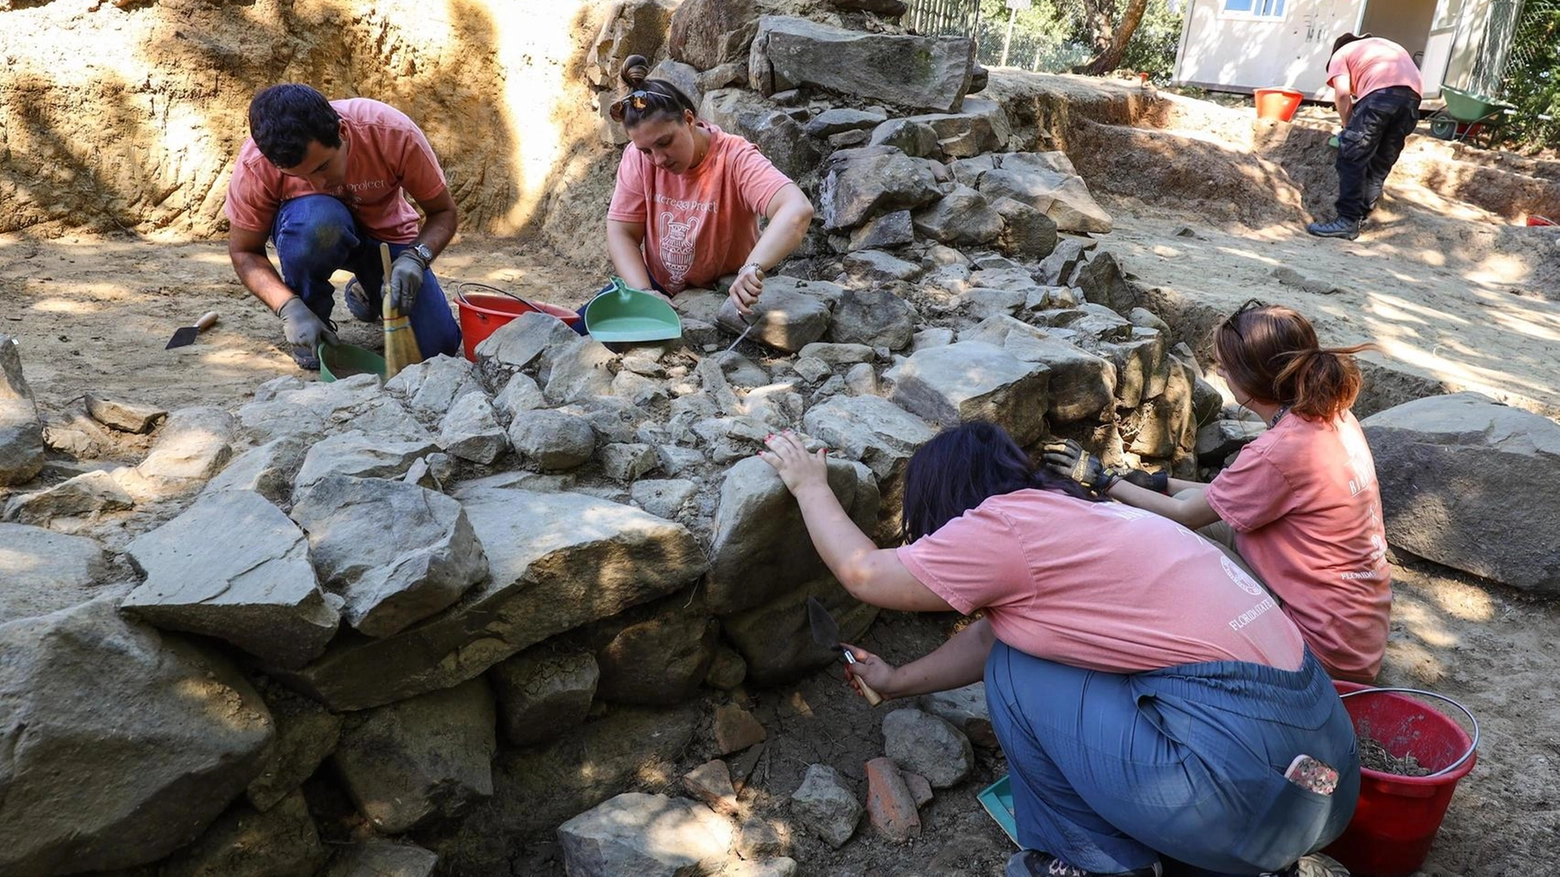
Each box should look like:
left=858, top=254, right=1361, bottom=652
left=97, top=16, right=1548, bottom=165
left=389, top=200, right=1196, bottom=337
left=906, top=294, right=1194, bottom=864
left=1074, top=0, right=1149, bottom=75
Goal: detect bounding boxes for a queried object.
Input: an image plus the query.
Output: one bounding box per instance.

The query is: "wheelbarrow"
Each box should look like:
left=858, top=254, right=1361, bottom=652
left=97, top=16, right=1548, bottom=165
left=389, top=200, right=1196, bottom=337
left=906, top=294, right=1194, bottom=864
left=1428, top=86, right=1516, bottom=148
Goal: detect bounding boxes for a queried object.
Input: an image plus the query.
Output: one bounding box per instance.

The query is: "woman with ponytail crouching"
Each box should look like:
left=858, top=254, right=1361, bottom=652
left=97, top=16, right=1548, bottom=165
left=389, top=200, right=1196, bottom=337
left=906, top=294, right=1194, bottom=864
left=589, top=54, right=814, bottom=323
left=761, top=422, right=1358, bottom=877
left=1046, top=301, right=1389, bottom=684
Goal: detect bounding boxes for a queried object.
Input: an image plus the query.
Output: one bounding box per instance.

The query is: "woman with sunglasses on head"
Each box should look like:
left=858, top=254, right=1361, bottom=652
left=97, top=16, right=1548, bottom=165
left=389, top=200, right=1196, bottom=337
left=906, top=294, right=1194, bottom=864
left=762, top=421, right=1358, bottom=877
left=596, top=54, right=814, bottom=320
left=1044, top=302, right=1389, bottom=684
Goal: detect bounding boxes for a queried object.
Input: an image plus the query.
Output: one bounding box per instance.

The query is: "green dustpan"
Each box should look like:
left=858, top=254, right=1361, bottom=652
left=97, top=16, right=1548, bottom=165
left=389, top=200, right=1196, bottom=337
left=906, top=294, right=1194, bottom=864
left=582, top=277, right=683, bottom=344
left=318, top=341, right=386, bottom=383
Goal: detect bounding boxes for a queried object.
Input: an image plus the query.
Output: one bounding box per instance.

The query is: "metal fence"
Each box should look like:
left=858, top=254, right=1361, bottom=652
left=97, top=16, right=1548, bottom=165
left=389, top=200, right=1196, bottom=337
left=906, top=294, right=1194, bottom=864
left=904, top=0, right=983, bottom=39
left=1464, top=0, right=1527, bottom=96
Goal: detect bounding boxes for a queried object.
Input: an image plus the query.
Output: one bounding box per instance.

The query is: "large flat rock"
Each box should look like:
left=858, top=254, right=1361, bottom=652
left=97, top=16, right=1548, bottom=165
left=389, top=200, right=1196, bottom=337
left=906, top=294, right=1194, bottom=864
left=1363, top=393, right=1560, bottom=591
left=750, top=16, right=973, bottom=113
left=273, top=488, right=707, bottom=710
left=707, top=457, right=879, bottom=615
left=887, top=340, right=1051, bottom=445
left=0, top=524, right=112, bottom=623
left=0, top=597, right=273, bottom=876
left=124, top=489, right=340, bottom=669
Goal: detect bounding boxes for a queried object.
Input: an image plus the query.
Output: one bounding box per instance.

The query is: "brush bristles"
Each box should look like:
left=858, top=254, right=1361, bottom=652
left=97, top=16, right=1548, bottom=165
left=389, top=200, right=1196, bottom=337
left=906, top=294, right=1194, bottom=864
left=382, top=298, right=422, bottom=380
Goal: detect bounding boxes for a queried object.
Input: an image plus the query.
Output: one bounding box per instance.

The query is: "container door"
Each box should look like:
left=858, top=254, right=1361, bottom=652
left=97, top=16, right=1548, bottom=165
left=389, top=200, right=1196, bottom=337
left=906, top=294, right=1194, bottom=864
left=1419, top=0, right=1468, bottom=97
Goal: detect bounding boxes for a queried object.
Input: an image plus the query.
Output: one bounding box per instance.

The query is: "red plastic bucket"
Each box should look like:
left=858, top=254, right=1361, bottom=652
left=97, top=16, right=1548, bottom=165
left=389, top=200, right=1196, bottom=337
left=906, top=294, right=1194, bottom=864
left=455, top=282, right=580, bottom=362
left=1254, top=87, right=1305, bottom=122
left=1324, top=683, right=1479, bottom=877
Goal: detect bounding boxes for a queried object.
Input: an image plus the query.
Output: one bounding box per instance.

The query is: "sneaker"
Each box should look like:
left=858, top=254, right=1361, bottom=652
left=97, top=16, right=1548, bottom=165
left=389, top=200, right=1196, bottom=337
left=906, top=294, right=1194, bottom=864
left=1007, top=850, right=1163, bottom=877
left=1306, top=217, right=1362, bottom=240
left=343, top=278, right=376, bottom=322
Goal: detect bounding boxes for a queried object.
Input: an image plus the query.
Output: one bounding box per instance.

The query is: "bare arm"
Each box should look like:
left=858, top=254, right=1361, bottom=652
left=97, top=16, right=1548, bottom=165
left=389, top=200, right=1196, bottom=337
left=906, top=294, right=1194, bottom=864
left=760, top=432, right=953, bottom=612
left=228, top=226, right=295, bottom=314
left=728, top=184, right=815, bottom=313
left=605, top=218, right=657, bottom=293
left=1331, top=75, right=1354, bottom=126
left=748, top=183, right=813, bottom=272
left=1106, top=479, right=1223, bottom=529
left=847, top=618, right=996, bottom=700
left=412, top=188, right=458, bottom=258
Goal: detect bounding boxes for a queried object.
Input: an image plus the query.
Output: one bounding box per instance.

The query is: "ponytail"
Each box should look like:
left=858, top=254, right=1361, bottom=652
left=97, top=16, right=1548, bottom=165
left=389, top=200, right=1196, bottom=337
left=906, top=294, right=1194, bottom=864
left=1273, top=344, right=1374, bottom=420
left=1215, top=300, right=1380, bottom=421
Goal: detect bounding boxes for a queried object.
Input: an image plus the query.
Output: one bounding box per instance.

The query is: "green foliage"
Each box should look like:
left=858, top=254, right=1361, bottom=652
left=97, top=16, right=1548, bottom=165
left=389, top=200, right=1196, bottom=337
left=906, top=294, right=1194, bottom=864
left=1118, top=0, right=1182, bottom=81
left=1499, top=0, right=1560, bottom=147
left=972, top=0, right=1183, bottom=80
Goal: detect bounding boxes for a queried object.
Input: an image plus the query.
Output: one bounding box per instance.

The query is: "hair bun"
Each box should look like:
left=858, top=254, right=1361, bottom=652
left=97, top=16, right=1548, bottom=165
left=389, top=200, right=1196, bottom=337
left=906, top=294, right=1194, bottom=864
left=621, top=54, right=651, bottom=88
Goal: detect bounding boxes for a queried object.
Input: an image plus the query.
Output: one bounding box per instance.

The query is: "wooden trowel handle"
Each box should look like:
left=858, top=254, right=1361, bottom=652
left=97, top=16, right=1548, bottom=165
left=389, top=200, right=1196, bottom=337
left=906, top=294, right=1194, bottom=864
left=379, top=243, right=395, bottom=316
left=842, top=651, right=884, bottom=706
left=195, top=311, right=219, bottom=332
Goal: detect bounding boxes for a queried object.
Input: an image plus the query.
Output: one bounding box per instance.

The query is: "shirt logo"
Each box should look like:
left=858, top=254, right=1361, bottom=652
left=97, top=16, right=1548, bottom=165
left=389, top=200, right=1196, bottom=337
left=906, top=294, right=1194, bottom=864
left=1222, top=555, right=1267, bottom=597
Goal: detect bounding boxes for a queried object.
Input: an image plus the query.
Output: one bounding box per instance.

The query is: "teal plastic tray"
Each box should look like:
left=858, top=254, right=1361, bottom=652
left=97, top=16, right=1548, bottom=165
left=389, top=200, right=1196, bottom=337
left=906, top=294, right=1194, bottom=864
left=978, top=774, right=1020, bottom=847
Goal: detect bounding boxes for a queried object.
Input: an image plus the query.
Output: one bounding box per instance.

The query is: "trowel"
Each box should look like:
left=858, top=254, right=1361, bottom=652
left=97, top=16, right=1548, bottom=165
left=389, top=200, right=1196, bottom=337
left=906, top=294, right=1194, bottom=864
left=806, top=596, right=882, bottom=706
left=164, top=311, right=219, bottom=349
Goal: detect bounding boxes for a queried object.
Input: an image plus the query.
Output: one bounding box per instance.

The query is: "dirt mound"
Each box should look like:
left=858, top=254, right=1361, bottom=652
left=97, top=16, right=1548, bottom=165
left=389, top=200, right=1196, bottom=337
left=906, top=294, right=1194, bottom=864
left=0, top=0, right=612, bottom=240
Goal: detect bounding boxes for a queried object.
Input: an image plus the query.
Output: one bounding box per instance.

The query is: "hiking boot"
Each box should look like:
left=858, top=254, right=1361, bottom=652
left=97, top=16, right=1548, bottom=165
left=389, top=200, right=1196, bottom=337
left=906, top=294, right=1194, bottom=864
left=1307, top=217, right=1361, bottom=240
left=1259, top=853, right=1351, bottom=877
left=343, top=278, right=377, bottom=322
left=1006, top=850, right=1163, bottom=877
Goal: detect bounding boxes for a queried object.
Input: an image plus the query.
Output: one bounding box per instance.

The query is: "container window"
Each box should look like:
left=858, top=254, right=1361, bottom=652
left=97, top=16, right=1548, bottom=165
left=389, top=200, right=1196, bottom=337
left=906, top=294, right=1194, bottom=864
left=1224, top=0, right=1285, bottom=16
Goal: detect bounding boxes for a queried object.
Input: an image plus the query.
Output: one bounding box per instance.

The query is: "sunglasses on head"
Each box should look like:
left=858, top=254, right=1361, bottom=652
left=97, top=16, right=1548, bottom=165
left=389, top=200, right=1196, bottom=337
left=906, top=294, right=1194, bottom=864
left=609, top=89, right=671, bottom=123
left=1222, top=298, right=1267, bottom=338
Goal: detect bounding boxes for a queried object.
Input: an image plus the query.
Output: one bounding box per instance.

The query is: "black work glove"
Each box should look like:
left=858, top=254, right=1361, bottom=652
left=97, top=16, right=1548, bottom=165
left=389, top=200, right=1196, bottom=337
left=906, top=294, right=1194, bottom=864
left=1041, top=439, right=1115, bottom=491
left=388, top=251, right=427, bottom=314
left=1118, top=468, right=1171, bottom=494
left=278, top=297, right=337, bottom=351
left=1042, top=439, right=1172, bottom=495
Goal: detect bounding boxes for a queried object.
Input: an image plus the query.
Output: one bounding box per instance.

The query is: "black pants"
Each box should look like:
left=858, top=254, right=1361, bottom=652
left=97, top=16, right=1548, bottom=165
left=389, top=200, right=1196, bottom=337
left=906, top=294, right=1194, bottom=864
left=1335, top=86, right=1421, bottom=221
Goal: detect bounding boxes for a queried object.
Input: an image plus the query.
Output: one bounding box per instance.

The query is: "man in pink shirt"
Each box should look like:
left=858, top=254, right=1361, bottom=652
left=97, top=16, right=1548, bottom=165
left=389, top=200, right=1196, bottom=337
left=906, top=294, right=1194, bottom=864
left=225, top=84, right=461, bottom=370
left=1308, top=34, right=1423, bottom=240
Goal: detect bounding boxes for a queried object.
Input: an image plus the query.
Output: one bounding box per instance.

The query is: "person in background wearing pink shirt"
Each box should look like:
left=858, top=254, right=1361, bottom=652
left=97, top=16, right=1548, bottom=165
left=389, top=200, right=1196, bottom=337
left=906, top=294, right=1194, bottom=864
left=225, top=84, right=462, bottom=370
left=761, top=422, right=1357, bottom=877
left=1307, top=34, right=1423, bottom=240
left=590, top=54, right=814, bottom=326
left=1045, top=302, right=1390, bottom=684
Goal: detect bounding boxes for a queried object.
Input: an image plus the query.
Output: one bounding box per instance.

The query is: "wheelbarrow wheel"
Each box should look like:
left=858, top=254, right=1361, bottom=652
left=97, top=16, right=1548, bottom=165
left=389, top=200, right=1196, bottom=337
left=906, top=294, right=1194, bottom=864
left=1429, top=116, right=1457, bottom=140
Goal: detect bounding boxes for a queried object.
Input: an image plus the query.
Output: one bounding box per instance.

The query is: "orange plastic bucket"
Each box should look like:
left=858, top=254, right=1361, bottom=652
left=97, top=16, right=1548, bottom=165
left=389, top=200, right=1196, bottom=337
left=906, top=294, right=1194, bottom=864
left=454, top=282, right=580, bottom=362
left=1254, top=87, right=1305, bottom=122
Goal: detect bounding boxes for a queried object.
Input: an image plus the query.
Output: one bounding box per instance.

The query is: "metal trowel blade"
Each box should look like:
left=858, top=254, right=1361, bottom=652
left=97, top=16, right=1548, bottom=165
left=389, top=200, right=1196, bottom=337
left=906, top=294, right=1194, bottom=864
left=805, top=596, right=841, bottom=650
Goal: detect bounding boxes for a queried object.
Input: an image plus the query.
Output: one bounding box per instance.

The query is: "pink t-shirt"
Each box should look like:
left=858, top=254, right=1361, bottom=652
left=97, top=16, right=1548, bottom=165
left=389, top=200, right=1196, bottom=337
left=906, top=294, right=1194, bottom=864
left=1205, top=412, right=1391, bottom=682
left=607, top=122, right=793, bottom=294
left=1328, top=38, right=1422, bottom=99
left=897, top=489, right=1306, bottom=675
left=224, top=98, right=447, bottom=243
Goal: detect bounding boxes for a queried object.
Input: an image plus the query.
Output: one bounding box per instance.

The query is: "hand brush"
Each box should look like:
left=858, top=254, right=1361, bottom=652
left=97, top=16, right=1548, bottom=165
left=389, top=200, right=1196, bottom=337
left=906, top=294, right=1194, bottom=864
left=380, top=242, right=422, bottom=380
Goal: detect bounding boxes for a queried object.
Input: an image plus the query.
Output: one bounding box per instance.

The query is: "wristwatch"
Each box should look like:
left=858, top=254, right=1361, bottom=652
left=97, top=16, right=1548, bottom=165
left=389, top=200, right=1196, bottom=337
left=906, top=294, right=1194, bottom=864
left=410, top=242, right=435, bottom=266
left=741, top=262, right=765, bottom=280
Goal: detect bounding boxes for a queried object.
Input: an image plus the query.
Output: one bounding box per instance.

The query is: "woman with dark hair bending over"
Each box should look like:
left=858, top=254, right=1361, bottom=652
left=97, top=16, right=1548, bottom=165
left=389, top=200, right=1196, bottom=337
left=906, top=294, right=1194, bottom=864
left=596, top=55, right=814, bottom=318
left=1044, top=302, right=1389, bottom=684
left=761, top=422, right=1358, bottom=877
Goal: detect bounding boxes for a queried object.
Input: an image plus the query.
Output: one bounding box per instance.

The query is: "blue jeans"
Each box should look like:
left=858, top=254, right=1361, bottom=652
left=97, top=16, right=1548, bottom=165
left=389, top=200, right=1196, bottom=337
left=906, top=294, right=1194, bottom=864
left=272, top=195, right=461, bottom=358
left=1335, top=86, right=1421, bottom=221
left=985, top=643, right=1359, bottom=876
